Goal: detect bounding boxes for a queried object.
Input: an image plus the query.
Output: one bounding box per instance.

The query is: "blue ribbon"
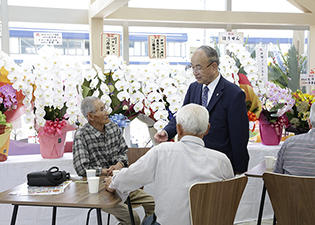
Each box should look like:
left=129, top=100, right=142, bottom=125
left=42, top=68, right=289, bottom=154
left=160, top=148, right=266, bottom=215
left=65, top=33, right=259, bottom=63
left=110, top=113, right=130, bottom=129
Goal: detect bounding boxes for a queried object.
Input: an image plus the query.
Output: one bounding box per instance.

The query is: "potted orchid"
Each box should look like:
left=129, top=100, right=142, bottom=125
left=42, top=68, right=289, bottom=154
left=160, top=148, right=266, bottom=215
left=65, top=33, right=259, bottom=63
left=82, top=56, right=195, bottom=143
left=258, top=81, right=294, bottom=145
left=8, top=46, right=83, bottom=158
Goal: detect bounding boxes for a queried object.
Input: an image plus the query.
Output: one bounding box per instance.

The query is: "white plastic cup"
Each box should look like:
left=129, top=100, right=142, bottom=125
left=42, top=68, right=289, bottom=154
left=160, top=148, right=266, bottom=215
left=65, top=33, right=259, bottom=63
left=86, top=169, right=96, bottom=178
left=113, top=170, right=120, bottom=176
left=87, top=177, right=100, bottom=193
left=265, top=156, right=276, bottom=170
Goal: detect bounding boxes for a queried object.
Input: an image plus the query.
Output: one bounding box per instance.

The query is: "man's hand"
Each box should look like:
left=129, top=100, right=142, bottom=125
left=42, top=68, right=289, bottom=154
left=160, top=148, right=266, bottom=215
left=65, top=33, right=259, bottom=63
left=104, top=177, right=115, bottom=193
left=154, top=130, right=168, bottom=143
left=106, top=162, right=123, bottom=176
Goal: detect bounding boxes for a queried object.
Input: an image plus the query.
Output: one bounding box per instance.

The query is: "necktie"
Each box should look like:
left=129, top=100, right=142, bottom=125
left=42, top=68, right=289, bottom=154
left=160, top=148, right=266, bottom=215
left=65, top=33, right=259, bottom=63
left=202, top=86, right=209, bottom=107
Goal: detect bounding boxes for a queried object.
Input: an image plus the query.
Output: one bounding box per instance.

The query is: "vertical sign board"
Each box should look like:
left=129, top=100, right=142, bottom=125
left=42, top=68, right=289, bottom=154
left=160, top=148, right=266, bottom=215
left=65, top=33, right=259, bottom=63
left=218, top=32, right=244, bottom=44
left=33, top=33, right=62, bottom=45
left=255, top=46, right=268, bottom=83
left=101, top=33, right=120, bottom=58
left=148, top=35, right=166, bottom=59
left=300, top=73, right=315, bottom=86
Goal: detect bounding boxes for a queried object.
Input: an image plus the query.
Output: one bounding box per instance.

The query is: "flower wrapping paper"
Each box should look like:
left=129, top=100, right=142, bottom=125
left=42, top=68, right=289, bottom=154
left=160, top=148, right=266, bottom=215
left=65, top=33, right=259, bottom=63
left=38, top=123, right=76, bottom=158
left=0, top=124, right=11, bottom=161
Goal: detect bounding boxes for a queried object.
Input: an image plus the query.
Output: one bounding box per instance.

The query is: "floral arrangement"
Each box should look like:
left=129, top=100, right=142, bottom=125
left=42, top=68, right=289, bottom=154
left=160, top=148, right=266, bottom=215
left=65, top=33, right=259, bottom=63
left=285, top=89, right=315, bottom=134
left=83, top=56, right=195, bottom=131
left=258, top=81, right=294, bottom=134
left=8, top=46, right=83, bottom=132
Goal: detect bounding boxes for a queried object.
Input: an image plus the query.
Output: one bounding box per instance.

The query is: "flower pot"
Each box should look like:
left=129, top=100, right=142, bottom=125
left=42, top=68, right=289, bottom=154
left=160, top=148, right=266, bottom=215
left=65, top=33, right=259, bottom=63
left=38, top=132, right=67, bottom=159
left=37, top=123, right=76, bottom=159
left=259, top=122, right=283, bottom=146
left=0, top=124, right=11, bottom=162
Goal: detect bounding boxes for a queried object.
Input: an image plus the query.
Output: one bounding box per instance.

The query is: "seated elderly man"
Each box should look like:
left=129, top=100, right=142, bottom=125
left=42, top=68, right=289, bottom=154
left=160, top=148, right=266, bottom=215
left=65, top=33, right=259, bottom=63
left=274, top=103, right=315, bottom=176
left=104, top=103, right=234, bottom=225
left=73, top=96, right=155, bottom=225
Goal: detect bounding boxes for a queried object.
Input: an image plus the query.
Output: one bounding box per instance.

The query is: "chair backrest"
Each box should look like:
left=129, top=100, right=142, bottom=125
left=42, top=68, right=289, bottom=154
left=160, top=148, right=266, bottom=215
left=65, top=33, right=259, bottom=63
left=189, top=175, right=248, bottom=225
left=263, top=172, right=315, bottom=225
left=127, top=147, right=151, bottom=166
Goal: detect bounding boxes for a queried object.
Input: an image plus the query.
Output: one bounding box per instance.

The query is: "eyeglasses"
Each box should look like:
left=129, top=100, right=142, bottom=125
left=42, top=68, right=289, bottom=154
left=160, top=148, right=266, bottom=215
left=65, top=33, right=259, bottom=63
left=93, top=105, right=109, bottom=114
left=190, top=61, right=215, bottom=73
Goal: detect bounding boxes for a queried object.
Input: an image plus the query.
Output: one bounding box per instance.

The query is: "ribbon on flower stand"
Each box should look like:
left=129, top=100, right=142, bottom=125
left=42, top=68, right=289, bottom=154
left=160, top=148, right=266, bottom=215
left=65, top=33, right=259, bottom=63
left=37, top=119, right=76, bottom=159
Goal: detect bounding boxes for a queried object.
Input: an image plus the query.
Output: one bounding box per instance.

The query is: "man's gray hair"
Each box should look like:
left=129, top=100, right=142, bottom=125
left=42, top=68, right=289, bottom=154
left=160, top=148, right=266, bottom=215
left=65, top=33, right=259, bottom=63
left=309, top=103, right=315, bottom=127
left=196, top=45, right=220, bottom=66
left=176, top=103, right=209, bottom=136
left=81, top=96, right=99, bottom=119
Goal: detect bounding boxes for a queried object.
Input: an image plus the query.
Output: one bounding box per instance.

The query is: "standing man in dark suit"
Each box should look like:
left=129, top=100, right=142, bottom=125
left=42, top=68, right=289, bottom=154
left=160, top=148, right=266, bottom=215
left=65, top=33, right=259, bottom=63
left=154, top=45, right=249, bottom=174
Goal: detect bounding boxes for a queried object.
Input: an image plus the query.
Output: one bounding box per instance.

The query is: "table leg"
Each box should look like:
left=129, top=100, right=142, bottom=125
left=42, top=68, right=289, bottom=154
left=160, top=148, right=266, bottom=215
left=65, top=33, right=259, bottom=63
left=52, top=206, right=57, bottom=225
left=257, top=184, right=266, bottom=225
left=273, top=215, right=276, bottom=225
left=126, top=196, right=135, bottom=225
left=96, top=208, right=103, bottom=225
left=10, top=205, right=19, bottom=225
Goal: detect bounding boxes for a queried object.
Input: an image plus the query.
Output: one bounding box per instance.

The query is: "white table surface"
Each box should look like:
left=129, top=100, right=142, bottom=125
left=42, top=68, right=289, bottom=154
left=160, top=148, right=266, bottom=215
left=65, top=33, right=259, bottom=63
left=0, top=143, right=281, bottom=224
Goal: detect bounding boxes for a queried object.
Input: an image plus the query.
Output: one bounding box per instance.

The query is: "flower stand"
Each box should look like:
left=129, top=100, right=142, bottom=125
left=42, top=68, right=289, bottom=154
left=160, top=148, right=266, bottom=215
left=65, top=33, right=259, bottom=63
left=0, top=124, right=11, bottom=162
left=259, top=122, right=283, bottom=146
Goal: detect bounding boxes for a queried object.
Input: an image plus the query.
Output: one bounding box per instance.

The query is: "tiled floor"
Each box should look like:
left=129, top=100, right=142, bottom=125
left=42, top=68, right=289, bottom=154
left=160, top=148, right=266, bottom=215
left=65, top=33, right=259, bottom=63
left=237, top=219, right=273, bottom=225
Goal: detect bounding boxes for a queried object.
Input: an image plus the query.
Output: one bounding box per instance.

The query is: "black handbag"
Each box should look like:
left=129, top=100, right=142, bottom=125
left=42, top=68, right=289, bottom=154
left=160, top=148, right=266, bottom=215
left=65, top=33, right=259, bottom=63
left=27, top=166, right=70, bottom=186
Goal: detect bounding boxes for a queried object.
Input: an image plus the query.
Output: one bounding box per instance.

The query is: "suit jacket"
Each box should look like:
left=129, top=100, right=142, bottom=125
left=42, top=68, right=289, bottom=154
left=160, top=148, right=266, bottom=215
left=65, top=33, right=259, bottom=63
left=164, top=75, right=249, bottom=173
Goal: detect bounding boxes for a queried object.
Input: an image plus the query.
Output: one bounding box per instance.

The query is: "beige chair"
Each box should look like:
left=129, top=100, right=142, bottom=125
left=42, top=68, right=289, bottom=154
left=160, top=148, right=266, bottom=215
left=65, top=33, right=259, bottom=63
left=263, top=172, right=315, bottom=225
left=189, top=175, right=247, bottom=225
left=127, top=147, right=151, bottom=166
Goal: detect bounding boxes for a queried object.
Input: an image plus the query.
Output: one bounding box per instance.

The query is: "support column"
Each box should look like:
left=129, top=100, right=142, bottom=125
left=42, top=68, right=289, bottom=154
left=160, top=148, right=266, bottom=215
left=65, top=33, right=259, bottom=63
left=293, top=30, right=305, bottom=55
left=122, top=21, right=129, bottom=65
left=1, top=0, right=10, bottom=55
left=89, top=0, right=104, bottom=70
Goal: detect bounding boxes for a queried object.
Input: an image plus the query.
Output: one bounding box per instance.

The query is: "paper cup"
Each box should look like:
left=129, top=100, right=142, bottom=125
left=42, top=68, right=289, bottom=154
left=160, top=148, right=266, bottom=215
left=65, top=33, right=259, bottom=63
left=86, top=169, right=96, bottom=178
left=87, top=177, right=100, bottom=193
left=265, top=156, right=276, bottom=170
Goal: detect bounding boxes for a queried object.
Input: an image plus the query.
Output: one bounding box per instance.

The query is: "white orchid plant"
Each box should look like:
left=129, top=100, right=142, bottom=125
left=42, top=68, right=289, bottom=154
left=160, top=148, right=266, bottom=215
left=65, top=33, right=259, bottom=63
left=7, top=46, right=83, bottom=132
left=82, top=55, right=195, bottom=132
left=219, top=43, right=267, bottom=96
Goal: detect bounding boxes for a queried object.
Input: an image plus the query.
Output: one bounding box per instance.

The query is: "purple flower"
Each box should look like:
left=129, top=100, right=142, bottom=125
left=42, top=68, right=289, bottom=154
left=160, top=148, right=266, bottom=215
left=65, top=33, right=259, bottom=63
left=0, top=84, right=18, bottom=113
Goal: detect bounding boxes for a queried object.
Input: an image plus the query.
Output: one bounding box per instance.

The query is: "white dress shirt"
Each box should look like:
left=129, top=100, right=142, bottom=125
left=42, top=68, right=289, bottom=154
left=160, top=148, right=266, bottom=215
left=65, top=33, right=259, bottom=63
left=110, top=135, right=234, bottom=225
left=203, top=74, right=220, bottom=106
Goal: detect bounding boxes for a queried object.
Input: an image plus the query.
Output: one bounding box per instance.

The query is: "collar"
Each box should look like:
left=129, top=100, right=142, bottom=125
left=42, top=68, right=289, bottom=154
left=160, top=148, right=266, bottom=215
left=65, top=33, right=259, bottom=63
left=180, top=135, right=205, bottom=147
left=203, top=74, right=220, bottom=93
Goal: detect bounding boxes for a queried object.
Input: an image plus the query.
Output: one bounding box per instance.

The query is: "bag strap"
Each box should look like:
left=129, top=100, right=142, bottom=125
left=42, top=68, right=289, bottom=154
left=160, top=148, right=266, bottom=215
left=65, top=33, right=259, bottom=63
left=47, top=166, right=67, bottom=184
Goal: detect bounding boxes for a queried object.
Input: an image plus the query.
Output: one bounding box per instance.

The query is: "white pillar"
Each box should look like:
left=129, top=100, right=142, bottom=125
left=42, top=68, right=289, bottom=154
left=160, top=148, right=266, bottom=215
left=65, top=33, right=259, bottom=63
left=122, top=21, right=129, bottom=65
left=1, top=0, right=10, bottom=54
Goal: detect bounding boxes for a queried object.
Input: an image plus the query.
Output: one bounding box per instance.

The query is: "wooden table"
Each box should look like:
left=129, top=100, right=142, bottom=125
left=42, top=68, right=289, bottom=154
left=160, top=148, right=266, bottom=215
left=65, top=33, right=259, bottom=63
left=0, top=177, right=122, bottom=225
left=245, top=161, right=275, bottom=225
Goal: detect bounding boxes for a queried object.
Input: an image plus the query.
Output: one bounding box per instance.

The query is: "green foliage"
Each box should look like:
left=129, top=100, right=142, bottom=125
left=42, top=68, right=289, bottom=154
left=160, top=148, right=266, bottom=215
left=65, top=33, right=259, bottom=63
left=43, top=104, right=67, bottom=121
left=268, top=44, right=307, bottom=92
